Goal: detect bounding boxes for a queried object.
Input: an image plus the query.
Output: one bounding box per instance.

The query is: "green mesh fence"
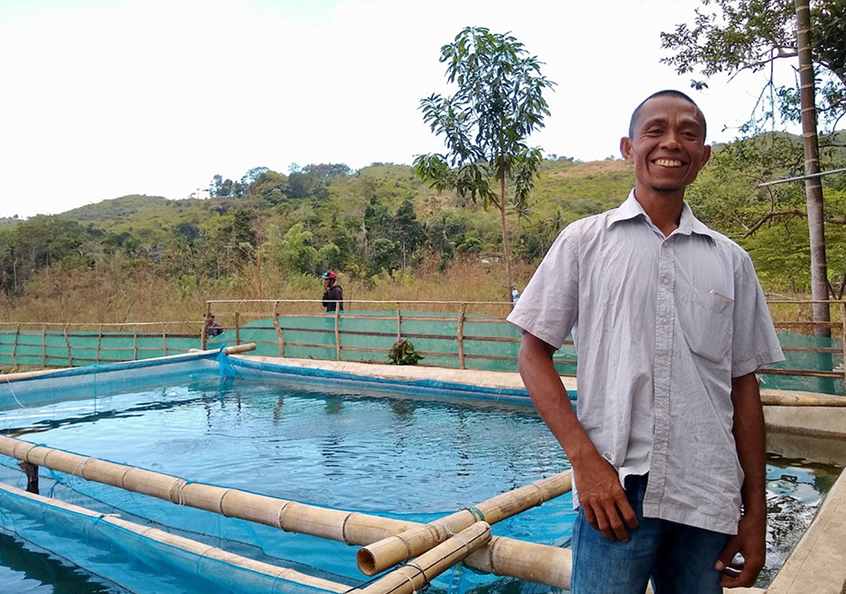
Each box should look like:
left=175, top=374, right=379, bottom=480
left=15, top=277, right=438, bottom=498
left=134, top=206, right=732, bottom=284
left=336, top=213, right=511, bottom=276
left=1, top=316, right=842, bottom=395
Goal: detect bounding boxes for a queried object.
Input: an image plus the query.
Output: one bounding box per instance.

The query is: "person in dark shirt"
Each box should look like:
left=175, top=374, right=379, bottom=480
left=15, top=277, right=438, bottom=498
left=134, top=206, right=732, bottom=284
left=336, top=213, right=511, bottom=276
left=321, top=271, right=344, bottom=312
left=204, top=313, right=224, bottom=337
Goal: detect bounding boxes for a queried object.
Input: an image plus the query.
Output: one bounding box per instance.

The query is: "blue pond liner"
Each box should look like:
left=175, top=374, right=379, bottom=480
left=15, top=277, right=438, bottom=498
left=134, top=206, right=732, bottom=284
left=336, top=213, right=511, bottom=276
left=0, top=351, right=576, bottom=594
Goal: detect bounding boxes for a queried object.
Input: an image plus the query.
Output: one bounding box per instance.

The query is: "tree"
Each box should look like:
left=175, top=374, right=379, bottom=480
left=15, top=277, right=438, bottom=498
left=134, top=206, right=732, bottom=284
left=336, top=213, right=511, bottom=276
left=390, top=200, right=423, bottom=269
left=661, top=0, right=846, bottom=334
left=414, top=26, right=555, bottom=301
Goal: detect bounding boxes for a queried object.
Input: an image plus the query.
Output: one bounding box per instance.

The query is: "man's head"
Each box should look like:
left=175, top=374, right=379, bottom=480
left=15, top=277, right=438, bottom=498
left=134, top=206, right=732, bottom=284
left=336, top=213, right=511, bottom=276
left=321, top=271, right=337, bottom=285
left=620, top=90, right=711, bottom=197
left=628, top=90, right=707, bottom=140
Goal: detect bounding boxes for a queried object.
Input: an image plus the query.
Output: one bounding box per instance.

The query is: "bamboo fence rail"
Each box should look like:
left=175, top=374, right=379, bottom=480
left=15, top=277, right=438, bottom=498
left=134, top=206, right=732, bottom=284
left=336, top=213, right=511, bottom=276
left=0, top=435, right=573, bottom=588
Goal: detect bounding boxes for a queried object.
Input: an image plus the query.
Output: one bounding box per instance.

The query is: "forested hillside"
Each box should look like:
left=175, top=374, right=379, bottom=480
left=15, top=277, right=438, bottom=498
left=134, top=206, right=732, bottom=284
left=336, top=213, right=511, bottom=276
left=0, top=131, right=844, bottom=324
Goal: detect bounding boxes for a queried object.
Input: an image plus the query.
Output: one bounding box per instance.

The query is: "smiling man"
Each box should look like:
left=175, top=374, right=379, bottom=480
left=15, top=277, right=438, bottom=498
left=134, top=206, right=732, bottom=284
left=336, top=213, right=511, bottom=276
left=507, top=90, right=784, bottom=593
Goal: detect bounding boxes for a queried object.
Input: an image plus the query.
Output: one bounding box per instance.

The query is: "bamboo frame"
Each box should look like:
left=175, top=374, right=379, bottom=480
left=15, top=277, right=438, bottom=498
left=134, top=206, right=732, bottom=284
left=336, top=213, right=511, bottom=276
left=0, top=481, right=351, bottom=593
left=0, top=435, right=572, bottom=589
left=357, top=470, right=572, bottom=576
left=358, top=522, right=491, bottom=594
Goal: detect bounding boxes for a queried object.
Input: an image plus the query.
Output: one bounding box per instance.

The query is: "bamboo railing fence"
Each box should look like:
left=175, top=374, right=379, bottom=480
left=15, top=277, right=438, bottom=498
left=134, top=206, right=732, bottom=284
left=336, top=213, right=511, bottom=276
left=1, top=299, right=844, bottom=390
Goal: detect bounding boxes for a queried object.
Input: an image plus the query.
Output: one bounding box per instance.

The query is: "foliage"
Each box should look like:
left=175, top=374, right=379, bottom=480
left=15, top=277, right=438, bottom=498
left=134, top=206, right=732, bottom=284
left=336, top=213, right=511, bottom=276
left=414, top=26, right=555, bottom=300
left=660, top=0, right=845, bottom=133
left=387, top=339, right=424, bottom=365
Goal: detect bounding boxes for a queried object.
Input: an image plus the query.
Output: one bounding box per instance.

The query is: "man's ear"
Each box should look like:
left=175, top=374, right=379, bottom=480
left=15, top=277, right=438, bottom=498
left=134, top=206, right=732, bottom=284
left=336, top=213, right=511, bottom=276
left=620, top=137, right=633, bottom=163
left=701, top=144, right=712, bottom=168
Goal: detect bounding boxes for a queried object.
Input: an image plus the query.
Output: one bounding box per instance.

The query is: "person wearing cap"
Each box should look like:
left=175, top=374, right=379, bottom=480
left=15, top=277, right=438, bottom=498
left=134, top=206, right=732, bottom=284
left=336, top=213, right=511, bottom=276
left=321, top=271, right=344, bottom=312
left=204, top=313, right=223, bottom=338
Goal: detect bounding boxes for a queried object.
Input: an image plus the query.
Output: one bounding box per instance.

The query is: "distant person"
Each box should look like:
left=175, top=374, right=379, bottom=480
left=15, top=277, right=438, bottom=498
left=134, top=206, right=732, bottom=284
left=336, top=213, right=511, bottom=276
left=321, top=271, right=344, bottom=312
left=204, top=313, right=223, bottom=338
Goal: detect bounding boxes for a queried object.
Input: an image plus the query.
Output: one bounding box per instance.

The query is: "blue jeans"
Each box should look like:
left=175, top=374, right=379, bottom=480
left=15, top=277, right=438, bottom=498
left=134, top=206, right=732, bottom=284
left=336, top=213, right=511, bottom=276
left=570, top=474, right=729, bottom=594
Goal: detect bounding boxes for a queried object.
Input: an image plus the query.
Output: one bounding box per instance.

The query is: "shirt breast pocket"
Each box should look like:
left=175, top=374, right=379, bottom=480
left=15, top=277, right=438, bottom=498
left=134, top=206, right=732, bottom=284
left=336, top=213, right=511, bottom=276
left=678, top=288, right=733, bottom=364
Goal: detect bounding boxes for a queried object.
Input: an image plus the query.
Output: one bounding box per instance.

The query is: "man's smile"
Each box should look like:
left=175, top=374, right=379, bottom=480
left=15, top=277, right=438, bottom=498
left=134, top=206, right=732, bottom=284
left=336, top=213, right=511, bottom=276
left=653, top=159, right=684, bottom=167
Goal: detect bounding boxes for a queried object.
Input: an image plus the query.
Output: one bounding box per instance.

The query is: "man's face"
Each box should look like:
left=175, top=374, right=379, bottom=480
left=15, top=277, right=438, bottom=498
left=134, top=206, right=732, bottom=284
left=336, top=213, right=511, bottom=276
left=620, top=95, right=711, bottom=195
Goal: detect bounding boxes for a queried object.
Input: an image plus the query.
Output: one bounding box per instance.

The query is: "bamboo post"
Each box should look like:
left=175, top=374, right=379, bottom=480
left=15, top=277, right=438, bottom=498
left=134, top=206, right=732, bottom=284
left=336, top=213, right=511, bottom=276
left=396, top=305, right=402, bottom=342
left=162, top=323, right=168, bottom=356
left=357, top=522, right=491, bottom=594
left=11, top=324, right=19, bottom=367
left=0, top=435, right=571, bottom=589
left=273, top=301, right=285, bottom=357
left=201, top=302, right=211, bottom=350
left=357, top=470, right=572, bottom=576
left=334, top=307, right=341, bottom=361
left=41, top=324, right=46, bottom=367
left=457, top=303, right=467, bottom=370
left=64, top=324, right=73, bottom=367
left=235, top=311, right=241, bottom=346
left=133, top=329, right=138, bottom=360
left=841, top=302, right=846, bottom=386
left=96, top=326, right=103, bottom=363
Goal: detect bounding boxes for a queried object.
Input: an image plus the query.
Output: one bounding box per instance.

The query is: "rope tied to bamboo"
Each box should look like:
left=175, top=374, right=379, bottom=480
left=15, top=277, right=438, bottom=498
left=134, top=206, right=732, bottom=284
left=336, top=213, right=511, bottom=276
left=167, top=478, right=190, bottom=505
left=464, top=506, right=485, bottom=522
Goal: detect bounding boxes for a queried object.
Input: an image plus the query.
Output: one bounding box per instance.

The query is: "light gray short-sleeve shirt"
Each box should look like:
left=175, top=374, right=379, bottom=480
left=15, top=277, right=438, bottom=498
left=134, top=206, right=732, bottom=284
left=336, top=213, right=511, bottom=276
left=507, top=192, right=784, bottom=534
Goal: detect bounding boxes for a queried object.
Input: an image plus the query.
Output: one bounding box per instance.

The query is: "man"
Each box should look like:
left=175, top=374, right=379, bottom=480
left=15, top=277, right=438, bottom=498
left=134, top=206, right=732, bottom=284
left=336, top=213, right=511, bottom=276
left=321, top=271, right=344, bottom=312
left=204, top=313, right=223, bottom=338
left=507, top=90, right=783, bottom=593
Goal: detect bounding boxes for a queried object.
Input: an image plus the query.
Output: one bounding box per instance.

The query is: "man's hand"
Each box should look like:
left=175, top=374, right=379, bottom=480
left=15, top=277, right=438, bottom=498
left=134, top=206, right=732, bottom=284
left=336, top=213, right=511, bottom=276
left=715, top=506, right=766, bottom=587
left=574, top=454, right=638, bottom=541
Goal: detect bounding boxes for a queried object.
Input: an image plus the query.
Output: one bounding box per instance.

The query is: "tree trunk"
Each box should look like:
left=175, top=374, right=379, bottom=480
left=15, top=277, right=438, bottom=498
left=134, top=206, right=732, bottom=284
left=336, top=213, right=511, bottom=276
left=500, top=172, right=514, bottom=303
left=795, top=0, right=831, bottom=337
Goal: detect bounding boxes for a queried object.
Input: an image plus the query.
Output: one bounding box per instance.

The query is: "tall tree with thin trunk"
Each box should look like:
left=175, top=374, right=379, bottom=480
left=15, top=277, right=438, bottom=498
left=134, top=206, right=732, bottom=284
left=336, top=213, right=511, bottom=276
left=414, top=26, right=554, bottom=301
left=661, top=0, right=846, bottom=333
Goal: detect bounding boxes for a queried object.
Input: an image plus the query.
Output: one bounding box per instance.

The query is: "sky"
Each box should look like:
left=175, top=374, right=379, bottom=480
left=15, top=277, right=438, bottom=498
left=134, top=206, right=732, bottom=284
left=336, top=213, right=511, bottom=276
left=0, top=0, right=796, bottom=218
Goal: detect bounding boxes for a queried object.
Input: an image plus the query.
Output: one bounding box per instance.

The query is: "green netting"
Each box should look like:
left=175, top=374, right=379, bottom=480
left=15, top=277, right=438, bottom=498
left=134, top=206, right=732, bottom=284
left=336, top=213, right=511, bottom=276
left=1, top=318, right=842, bottom=395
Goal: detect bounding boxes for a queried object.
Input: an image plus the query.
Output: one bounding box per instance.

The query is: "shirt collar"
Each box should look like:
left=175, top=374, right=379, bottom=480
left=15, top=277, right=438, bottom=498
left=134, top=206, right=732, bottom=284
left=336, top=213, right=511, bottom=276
left=608, top=190, right=717, bottom=239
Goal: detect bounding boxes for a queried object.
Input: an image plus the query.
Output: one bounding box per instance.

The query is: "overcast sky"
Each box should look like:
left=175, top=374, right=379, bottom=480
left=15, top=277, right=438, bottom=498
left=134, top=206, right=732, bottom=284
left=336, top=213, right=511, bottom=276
left=0, top=0, right=795, bottom=218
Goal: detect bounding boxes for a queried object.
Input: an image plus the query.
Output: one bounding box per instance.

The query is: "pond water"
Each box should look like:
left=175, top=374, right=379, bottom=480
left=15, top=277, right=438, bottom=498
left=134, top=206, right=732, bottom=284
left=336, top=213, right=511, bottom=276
left=0, top=376, right=841, bottom=592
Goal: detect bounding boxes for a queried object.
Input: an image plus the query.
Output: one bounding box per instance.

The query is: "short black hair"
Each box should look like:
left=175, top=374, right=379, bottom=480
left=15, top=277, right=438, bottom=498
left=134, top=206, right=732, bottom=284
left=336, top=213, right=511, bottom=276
left=628, top=90, right=707, bottom=140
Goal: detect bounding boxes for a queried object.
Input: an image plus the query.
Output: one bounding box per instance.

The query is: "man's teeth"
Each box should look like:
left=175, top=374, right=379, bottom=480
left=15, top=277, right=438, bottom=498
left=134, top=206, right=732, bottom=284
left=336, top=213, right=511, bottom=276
left=655, top=159, right=682, bottom=167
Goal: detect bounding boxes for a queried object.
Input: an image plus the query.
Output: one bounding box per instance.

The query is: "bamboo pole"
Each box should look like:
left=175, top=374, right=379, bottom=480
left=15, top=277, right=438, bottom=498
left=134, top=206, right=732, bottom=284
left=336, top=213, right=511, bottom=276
left=235, top=311, right=241, bottom=346
left=11, top=324, right=19, bottom=367
left=64, top=324, right=73, bottom=367
left=841, top=302, right=846, bottom=385
left=41, top=324, right=46, bottom=367
left=761, top=394, right=846, bottom=406
left=96, top=326, right=103, bottom=363
left=357, top=522, right=491, bottom=594
left=0, top=482, right=351, bottom=593
left=133, top=330, right=138, bottom=360
left=162, top=323, right=168, bottom=356
left=457, top=303, right=466, bottom=370
left=396, top=305, right=402, bottom=342
left=201, top=303, right=211, bottom=350
left=0, top=435, right=571, bottom=588
left=334, top=307, right=341, bottom=361
left=273, top=301, right=285, bottom=357
left=357, top=470, right=571, bottom=575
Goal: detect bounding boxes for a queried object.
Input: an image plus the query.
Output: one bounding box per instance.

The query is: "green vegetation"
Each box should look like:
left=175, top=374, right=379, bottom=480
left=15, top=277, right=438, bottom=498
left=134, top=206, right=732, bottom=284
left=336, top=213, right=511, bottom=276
left=0, top=129, right=844, bottom=326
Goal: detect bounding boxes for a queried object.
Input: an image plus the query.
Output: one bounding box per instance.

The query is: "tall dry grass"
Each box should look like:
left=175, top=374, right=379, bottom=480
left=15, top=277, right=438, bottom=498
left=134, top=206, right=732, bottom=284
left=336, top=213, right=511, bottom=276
left=0, top=256, right=536, bottom=326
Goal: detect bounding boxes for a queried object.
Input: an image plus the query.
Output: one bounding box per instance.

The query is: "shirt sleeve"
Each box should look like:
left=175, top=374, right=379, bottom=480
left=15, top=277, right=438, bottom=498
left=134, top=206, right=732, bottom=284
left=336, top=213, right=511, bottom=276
left=507, top=224, right=580, bottom=349
left=731, top=251, right=785, bottom=377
